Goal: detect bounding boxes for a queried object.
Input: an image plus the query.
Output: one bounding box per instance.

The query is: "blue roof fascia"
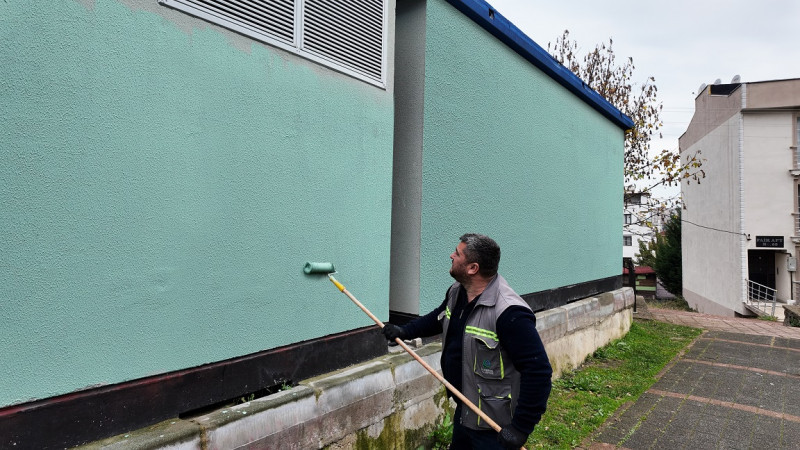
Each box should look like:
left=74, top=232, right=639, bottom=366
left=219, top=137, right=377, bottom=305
left=445, top=0, right=635, bottom=131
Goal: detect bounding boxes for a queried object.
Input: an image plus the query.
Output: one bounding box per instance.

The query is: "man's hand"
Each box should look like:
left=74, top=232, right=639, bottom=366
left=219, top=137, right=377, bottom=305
left=497, top=425, right=527, bottom=449
left=382, top=323, right=407, bottom=342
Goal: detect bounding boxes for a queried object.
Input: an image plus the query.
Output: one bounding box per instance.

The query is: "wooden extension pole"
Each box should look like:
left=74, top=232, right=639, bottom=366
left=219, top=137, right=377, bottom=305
left=327, top=275, right=526, bottom=450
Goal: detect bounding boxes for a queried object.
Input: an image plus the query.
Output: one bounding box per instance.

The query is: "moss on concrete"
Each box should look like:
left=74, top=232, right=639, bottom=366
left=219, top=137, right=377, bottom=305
left=318, top=410, right=434, bottom=450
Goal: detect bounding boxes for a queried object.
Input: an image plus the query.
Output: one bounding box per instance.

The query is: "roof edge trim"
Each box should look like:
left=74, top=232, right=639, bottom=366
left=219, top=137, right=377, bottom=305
left=446, top=0, right=635, bottom=130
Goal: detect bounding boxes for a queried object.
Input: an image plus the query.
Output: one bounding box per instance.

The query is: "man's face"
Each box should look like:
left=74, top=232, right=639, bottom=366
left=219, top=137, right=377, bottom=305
left=449, top=241, right=475, bottom=283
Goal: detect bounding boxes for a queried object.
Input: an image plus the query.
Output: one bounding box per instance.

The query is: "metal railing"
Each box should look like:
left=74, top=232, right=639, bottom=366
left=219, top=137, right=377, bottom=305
left=745, top=279, right=777, bottom=316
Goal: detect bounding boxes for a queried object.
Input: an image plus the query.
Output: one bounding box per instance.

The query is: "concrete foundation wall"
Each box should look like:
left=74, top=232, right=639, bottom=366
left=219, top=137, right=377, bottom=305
left=80, top=288, right=634, bottom=449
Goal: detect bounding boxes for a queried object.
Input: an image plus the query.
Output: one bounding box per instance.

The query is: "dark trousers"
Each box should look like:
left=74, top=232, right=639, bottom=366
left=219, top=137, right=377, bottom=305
left=449, top=404, right=505, bottom=450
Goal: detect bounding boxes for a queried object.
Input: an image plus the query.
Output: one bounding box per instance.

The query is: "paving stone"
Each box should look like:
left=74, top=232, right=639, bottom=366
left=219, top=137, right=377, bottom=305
left=692, top=372, right=743, bottom=400
left=661, top=407, right=700, bottom=437
left=696, top=404, right=732, bottom=422
left=691, top=431, right=724, bottom=449
left=775, top=336, right=800, bottom=350
left=684, top=341, right=714, bottom=360
left=781, top=425, right=800, bottom=448
left=591, top=425, right=628, bottom=446
left=618, top=428, right=659, bottom=449
left=717, top=438, right=750, bottom=449
left=783, top=382, right=800, bottom=417
left=649, top=433, right=688, bottom=449
left=705, top=331, right=773, bottom=345
left=720, top=409, right=758, bottom=442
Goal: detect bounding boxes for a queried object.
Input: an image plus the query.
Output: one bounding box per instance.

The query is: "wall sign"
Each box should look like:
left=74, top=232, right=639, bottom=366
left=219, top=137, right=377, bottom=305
left=755, top=236, right=784, bottom=248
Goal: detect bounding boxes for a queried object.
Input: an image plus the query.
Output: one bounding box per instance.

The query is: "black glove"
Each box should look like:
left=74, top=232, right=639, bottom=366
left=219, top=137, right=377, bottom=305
left=497, top=425, right=528, bottom=449
left=382, top=323, right=407, bottom=342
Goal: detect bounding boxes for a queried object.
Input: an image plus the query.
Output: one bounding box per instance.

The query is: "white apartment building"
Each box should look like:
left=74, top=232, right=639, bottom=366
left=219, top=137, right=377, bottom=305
left=680, top=77, right=800, bottom=316
left=623, top=191, right=658, bottom=260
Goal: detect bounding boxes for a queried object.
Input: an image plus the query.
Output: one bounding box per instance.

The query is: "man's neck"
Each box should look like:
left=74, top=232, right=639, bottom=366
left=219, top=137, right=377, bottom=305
left=463, top=276, right=491, bottom=302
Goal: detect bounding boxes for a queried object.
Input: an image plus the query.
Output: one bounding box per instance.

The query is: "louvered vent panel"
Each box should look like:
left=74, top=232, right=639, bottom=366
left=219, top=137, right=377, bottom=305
left=303, top=0, right=384, bottom=81
left=182, top=0, right=295, bottom=44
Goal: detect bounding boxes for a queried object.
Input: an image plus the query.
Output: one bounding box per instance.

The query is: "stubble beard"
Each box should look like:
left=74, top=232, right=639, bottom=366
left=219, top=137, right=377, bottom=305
left=450, top=265, right=467, bottom=284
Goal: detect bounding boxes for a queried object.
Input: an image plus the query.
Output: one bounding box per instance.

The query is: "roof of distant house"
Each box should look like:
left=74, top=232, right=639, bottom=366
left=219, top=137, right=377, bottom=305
left=447, top=0, right=635, bottom=131
left=623, top=266, right=656, bottom=275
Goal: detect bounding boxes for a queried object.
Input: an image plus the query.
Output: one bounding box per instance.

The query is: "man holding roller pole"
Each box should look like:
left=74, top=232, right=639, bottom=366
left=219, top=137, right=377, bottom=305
left=383, top=233, right=552, bottom=449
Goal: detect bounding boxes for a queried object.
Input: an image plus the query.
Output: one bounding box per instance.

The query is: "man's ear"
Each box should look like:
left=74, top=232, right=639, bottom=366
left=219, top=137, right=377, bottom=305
left=466, top=262, right=480, bottom=276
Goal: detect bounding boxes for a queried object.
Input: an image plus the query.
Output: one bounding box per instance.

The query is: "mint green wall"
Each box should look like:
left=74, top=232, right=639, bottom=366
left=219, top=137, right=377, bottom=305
left=0, top=0, right=393, bottom=407
left=418, top=0, right=624, bottom=311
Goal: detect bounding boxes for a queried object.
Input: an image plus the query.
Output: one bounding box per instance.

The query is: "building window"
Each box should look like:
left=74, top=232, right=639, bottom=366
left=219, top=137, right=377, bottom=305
left=160, top=0, right=387, bottom=87
left=623, top=235, right=632, bottom=246
left=796, top=117, right=800, bottom=167
left=624, top=213, right=632, bottom=225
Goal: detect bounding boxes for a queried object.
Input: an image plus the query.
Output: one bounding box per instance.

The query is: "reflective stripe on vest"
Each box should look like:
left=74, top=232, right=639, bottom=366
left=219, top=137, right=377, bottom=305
left=465, top=326, right=498, bottom=342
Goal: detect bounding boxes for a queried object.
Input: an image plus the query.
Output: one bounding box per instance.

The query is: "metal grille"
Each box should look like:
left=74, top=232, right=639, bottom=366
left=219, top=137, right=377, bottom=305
left=161, top=0, right=386, bottom=85
left=163, top=0, right=295, bottom=45
left=302, top=0, right=384, bottom=82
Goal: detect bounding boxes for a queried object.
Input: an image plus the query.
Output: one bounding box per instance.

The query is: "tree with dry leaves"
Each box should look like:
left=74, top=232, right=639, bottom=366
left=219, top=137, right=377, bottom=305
left=547, top=30, right=704, bottom=200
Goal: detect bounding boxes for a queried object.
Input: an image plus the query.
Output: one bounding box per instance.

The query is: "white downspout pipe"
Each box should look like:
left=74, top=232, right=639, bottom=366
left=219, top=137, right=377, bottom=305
left=740, top=84, right=748, bottom=307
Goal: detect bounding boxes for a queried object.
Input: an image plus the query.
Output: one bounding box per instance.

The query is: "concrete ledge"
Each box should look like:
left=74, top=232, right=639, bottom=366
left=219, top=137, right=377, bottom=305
left=80, top=287, right=634, bottom=449
left=78, top=417, right=202, bottom=449
left=535, top=307, right=567, bottom=344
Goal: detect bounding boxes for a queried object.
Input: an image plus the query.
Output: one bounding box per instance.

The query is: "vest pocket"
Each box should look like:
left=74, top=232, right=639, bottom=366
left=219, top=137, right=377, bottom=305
left=476, top=382, right=513, bottom=429
left=472, top=338, right=503, bottom=380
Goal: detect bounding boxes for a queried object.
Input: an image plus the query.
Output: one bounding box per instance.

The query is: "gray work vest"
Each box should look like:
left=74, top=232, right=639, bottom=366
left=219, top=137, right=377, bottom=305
left=440, top=274, right=531, bottom=430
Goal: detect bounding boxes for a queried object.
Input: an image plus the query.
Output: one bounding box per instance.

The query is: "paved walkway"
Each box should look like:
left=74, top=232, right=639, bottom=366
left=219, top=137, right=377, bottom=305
left=582, top=302, right=800, bottom=449
left=643, top=305, right=800, bottom=340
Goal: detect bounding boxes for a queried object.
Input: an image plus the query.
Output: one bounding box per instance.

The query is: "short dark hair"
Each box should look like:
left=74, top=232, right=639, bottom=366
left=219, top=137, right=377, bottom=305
left=459, top=233, right=500, bottom=277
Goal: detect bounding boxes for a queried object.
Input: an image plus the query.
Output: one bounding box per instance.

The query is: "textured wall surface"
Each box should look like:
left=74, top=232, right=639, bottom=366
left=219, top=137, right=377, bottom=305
left=390, top=0, right=427, bottom=316
left=681, top=112, right=743, bottom=316
left=417, top=0, right=625, bottom=312
left=742, top=112, right=794, bottom=301
left=1, top=0, right=393, bottom=407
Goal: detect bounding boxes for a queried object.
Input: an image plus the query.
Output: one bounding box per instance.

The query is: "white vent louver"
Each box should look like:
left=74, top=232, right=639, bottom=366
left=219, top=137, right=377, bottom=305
left=302, top=0, right=384, bottom=82
left=164, top=0, right=295, bottom=45
left=161, top=0, right=385, bottom=86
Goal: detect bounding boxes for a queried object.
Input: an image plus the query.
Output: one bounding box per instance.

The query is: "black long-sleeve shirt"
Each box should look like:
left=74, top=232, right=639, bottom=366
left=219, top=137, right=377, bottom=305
left=402, top=285, right=552, bottom=434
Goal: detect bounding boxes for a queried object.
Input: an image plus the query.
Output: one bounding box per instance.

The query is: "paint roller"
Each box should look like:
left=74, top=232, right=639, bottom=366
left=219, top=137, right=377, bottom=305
left=303, top=262, right=527, bottom=450
left=303, top=262, right=336, bottom=274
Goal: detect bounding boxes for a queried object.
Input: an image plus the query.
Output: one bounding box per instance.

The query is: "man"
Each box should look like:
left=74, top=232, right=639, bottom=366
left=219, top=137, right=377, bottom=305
left=383, top=233, right=552, bottom=449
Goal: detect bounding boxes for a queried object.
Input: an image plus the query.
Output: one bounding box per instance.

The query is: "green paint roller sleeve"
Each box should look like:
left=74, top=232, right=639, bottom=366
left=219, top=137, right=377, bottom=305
left=303, top=262, right=336, bottom=274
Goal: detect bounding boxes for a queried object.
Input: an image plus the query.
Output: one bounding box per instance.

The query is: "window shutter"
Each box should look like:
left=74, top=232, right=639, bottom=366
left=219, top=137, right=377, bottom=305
left=302, top=0, right=384, bottom=82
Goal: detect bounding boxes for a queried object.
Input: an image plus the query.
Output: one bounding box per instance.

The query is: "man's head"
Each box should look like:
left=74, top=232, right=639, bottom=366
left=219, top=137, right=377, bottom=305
left=449, top=233, right=501, bottom=283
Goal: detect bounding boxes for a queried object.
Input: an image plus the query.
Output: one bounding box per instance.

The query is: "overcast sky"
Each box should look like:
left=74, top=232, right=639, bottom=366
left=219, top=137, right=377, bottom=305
left=487, top=0, right=800, bottom=199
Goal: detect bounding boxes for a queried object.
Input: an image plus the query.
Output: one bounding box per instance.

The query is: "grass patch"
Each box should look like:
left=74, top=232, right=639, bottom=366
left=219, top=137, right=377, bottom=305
left=428, top=411, right=453, bottom=449
left=527, top=320, right=701, bottom=449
